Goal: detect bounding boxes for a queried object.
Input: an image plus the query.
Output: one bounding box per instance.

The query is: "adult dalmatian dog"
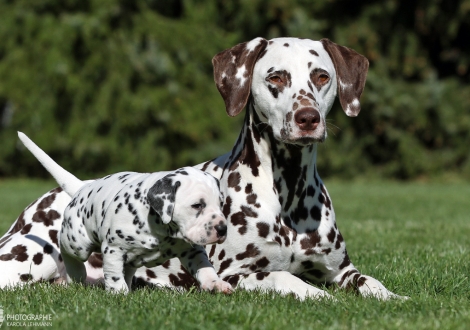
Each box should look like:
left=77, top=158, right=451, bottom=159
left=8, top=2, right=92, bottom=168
left=0, top=37, right=403, bottom=299
left=14, top=132, right=231, bottom=294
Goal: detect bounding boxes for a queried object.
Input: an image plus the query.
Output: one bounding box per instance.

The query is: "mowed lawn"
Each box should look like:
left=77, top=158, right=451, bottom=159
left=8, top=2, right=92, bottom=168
left=0, top=179, right=469, bottom=330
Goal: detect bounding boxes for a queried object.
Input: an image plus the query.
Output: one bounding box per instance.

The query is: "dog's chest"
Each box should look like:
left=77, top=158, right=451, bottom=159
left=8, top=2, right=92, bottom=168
left=208, top=179, right=295, bottom=274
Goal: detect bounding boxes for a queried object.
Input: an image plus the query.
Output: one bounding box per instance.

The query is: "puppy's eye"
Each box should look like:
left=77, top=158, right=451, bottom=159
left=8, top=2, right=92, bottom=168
left=318, top=74, right=329, bottom=84
left=191, top=203, right=203, bottom=210
left=269, top=76, right=283, bottom=84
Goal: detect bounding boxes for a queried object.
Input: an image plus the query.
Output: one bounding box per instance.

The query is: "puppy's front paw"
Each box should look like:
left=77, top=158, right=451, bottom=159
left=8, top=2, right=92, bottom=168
left=200, top=279, right=233, bottom=294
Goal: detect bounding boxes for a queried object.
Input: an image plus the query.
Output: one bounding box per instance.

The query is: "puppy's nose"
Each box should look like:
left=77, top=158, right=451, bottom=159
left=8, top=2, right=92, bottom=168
left=214, top=223, right=227, bottom=237
left=294, top=108, right=320, bottom=130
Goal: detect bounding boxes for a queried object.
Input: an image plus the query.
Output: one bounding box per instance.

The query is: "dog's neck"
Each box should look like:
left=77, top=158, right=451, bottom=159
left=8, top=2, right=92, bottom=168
left=227, top=101, right=322, bottom=215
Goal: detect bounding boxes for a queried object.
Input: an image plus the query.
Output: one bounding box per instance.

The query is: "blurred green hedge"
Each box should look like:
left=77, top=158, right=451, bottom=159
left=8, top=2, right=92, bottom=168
left=1, top=0, right=469, bottom=180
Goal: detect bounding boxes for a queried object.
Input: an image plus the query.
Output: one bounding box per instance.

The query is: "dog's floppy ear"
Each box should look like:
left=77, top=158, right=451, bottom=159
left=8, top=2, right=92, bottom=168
left=147, top=176, right=181, bottom=224
left=212, top=37, right=268, bottom=117
left=320, top=38, right=369, bottom=117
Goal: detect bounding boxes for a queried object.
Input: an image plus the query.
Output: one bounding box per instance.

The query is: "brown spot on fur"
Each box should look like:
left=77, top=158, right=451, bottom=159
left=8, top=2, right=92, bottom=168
left=256, top=256, right=270, bottom=268
left=327, top=228, right=336, bottom=243
left=339, top=269, right=359, bottom=286
left=223, top=196, right=232, bottom=218
left=236, top=243, right=260, bottom=260
left=201, top=160, right=213, bottom=172
left=309, top=49, right=319, bottom=56
left=241, top=205, right=257, bottom=218
left=217, top=258, right=233, bottom=275
left=223, top=274, right=240, bottom=286
left=218, top=249, right=226, bottom=261
left=285, top=112, right=293, bottom=122
left=0, top=244, right=29, bottom=262
left=239, top=126, right=261, bottom=177
left=168, top=266, right=198, bottom=289
left=32, top=210, right=61, bottom=226
left=20, top=274, right=33, bottom=282
left=300, top=231, right=322, bottom=254
left=32, top=253, right=43, bottom=265
left=256, top=222, right=270, bottom=238
left=321, top=185, right=332, bottom=209
left=227, top=172, right=242, bottom=192
left=256, top=272, right=270, bottom=280
left=208, top=244, right=216, bottom=259
left=88, top=253, right=103, bottom=268
left=246, top=194, right=258, bottom=205
left=339, top=252, right=351, bottom=270
left=49, top=230, right=59, bottom=247
left=230, top=212, right=247, bottom=235
left=146, top=269, right=157, bottom=279
left=300, top=98, right=311, bottom=106
left=357, top=276, right=367, bottom=287
left=20, top=223, right=32, bottom=235
left=37, top=193, right=57, bottom=211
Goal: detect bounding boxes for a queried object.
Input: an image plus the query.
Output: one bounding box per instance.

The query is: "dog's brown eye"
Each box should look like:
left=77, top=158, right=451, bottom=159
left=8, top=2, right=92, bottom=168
left=269, top=76, right=283, bottom=84
left=318, top=74, right=329, bottom=83
left=191, top=203, right=203, bottom=210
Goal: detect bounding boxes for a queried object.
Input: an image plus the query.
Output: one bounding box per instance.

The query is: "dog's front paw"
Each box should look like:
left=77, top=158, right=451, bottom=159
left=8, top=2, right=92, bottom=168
left=200, top=279, right=233, bottom=294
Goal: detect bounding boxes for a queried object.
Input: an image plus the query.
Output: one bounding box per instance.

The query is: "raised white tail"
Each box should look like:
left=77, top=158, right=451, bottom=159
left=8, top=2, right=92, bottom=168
left=17, top=132, right=84, bottom=197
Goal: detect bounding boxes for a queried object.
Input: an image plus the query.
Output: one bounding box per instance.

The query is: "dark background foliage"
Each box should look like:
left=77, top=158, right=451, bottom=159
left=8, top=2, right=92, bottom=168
left=1, top=0, right=469, bottom=180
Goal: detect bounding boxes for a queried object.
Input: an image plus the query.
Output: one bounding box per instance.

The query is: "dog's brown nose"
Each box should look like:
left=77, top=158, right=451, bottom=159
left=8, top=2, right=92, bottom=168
left=294, top=108, right=320, bottom=130
left=215, top=222, right=227, bottom=237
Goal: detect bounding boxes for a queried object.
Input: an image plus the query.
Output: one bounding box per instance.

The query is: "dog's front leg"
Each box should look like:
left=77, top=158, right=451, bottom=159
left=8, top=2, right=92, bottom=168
left=178, top=245, right=233, bottom=294
left=333, top=265, right=408, bottom=300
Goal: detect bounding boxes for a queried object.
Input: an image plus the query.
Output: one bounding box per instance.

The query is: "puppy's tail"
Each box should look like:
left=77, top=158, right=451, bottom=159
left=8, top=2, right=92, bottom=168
left=18, top=132, right=84, bottom=197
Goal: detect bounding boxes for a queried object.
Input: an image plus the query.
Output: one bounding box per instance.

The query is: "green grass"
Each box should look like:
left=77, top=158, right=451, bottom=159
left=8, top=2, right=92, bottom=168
left=0, top=179, right=469, bottom=329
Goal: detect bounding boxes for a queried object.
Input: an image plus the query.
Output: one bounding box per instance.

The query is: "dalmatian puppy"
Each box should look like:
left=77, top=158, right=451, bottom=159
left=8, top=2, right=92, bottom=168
left=16, top=132, right=231, bottom=294
left=1, top=38, right=405, bottom=301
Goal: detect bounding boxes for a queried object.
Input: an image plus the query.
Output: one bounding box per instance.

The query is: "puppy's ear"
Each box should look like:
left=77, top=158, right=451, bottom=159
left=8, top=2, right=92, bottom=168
left=212, top=37, right=268, bottom=117
left=147, top=177, right=181, bottom=224
left=320, top=38, right=369, bottom=117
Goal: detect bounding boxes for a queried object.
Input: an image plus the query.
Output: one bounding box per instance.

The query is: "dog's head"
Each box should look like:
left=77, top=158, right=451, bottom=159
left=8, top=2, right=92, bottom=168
left=212, top=37, right=369, bottom=145
left=147, top=167, right=227, bottom=245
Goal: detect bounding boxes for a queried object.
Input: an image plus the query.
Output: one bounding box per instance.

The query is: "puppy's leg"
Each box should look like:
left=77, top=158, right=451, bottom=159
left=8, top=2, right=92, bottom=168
left=101, top=244, right=129, bottom=293
left=60, top=246, right=87, bottom=284
left=179, top=245, right=233, bottom=294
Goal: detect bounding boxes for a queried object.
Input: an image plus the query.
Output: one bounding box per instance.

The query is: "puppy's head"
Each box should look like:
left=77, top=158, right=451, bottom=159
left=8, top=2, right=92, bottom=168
left=147, top=167, right=227, bottom=245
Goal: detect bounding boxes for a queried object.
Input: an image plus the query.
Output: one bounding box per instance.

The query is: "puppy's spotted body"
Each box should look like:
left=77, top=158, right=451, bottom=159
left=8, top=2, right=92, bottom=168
left=1, top=37, right=403, bottom=299
left=13, top=133, right=231, bottom=294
